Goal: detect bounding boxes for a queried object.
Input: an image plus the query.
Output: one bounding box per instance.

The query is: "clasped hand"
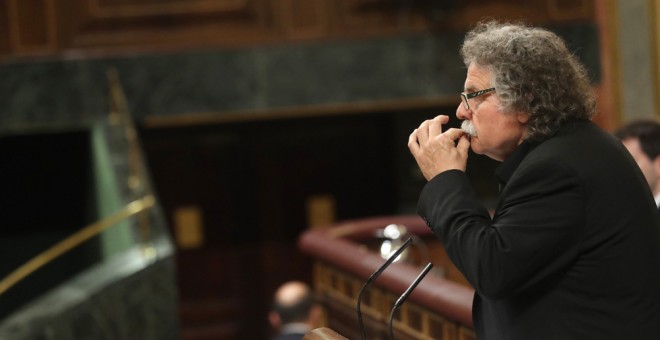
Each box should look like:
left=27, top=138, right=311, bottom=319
left=408, top=115, right=471, bottom=181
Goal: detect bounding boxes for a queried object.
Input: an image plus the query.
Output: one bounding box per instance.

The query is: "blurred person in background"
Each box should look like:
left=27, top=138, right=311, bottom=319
left=268, top=281, right=321, bottom=340
left=614, top=119, right=660, bottom=210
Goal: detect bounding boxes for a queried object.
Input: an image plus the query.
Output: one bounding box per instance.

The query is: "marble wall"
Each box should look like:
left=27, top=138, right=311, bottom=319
left=0, top=24, right=600, bottom=135
left=0, top=78, right=178, bottom=338
left=0, top=241, right=178, bottom=340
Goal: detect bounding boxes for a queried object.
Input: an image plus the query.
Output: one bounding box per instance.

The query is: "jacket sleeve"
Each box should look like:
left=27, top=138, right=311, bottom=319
left=418, top=161, right=584, bottom=299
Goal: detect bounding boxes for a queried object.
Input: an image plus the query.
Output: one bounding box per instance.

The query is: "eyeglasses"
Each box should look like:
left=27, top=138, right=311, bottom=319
left=460, top=87, right=496, bottom=110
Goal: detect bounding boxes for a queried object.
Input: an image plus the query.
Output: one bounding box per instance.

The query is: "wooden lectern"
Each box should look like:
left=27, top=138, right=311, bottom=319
left=298, top=215, right=476, bottom=340
left=304, top=327, right=349, bottom=339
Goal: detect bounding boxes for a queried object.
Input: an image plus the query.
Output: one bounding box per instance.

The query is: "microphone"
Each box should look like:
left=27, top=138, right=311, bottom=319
left=357, top=237, right=413, bottom=340
left=388, top=262, right=434, bottom=340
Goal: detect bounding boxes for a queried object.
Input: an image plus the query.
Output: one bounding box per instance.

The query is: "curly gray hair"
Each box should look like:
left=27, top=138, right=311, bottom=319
left=461, top=20, right=596, bottom=141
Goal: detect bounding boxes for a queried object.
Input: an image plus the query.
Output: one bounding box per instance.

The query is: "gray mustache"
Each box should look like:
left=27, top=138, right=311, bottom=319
left=461, top=120, right=477, bottom=137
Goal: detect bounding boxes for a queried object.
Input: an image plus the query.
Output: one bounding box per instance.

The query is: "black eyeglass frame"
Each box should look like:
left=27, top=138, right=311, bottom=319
left=460, top=87, right=496, bottom=110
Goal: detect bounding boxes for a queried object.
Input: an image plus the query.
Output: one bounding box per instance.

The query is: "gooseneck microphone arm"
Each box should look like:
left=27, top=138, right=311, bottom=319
left=357, top=237, right=413, bottom=340
left=388, top=262, right=434, bottom=340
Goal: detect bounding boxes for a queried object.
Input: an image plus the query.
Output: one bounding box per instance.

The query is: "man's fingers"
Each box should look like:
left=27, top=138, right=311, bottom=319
left=428, top=115, right=449, bottom=137
left=443, top=128, right=465, bottom=141
left=408, top=129, right=421, bottom=154
left=408, top=120, right=469, bottom=177
left=416, top=120, right=431, bottom=144
left=457, top=135, right=471, bottom=154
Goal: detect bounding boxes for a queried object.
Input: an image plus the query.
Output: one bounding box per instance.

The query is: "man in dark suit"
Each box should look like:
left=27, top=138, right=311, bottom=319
left=614, top=119, right=660, bottom=211
left=268, top=281, right=321, bottom=340
left=408, top=20, right=660, bottom=339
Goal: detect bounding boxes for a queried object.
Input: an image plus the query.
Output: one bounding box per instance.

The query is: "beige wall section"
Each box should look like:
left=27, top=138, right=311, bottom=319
left=615, top=0, right=659, bottom=123
left=651, top=0, right=660, bottom=119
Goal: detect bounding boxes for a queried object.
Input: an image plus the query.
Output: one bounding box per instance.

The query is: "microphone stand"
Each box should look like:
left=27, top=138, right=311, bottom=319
left=388, top=262, right=434, bottom=340
left=357, top=237, right=413, bottom=340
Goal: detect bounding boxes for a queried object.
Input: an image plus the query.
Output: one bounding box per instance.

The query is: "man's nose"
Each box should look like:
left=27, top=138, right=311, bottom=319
left=456, top=102, right=471, bottom=120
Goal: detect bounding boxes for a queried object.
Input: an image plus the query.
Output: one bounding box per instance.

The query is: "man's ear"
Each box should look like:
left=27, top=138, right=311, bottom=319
left=651, top=155, right=660, bottom=181
left=652, top=155, right=660, bottom=170
left=269, top=311, right=281, bottom=329
left=516, top=111, right=530, bottom=124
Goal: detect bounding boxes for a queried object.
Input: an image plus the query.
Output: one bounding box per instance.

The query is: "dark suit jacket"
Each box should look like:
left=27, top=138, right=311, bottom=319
left=418, top=120, right=660, bottom=339
left=272, top=324, right=310, bottom=340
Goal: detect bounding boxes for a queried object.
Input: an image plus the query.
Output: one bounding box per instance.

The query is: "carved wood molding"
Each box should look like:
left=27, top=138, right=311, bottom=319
left=0, top=0, right=597, bottom=61
left=88, top=0, right=249, bottom=18
left=275, top=0, right=329, bottom=40
left=56, top=0, right=274, bottom=52
left=547, top=0, right=592, bottom=20
left=7, top=0, right=58, bottom=56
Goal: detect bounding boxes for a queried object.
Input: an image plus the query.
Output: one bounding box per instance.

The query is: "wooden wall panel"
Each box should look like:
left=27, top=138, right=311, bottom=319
left=90, top=0, right=248, bottom=18
left=442, top=0, right=593, bottom=31
left=0, top=2, right=10, bottom=55
left=547, top=0, right=592, bottom=20
left=54, top=0, right=275, bottom=54
left=6, top=0, right=57, bottom=56
left=331, top=0, right=429, bottom=35
left=275, top=0, right=329, bottom=40
left=0, top=0, right=598, bottom=60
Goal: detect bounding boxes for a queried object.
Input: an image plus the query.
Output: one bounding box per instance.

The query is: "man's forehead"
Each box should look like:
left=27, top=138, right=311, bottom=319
left=464, top=64, right=492, bottom=91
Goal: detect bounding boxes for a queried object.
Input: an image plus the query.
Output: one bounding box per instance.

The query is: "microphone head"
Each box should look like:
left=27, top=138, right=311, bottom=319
left=378, top=224, right=410, bottom=262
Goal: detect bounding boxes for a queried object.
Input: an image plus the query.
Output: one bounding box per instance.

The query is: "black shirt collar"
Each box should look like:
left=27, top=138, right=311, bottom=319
left=494, top=139, right=539, bottom=191
left=493, top=120, right=585, bottom=191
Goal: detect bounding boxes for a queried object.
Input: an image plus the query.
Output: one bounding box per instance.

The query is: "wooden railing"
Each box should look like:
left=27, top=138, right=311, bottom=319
left=298, top=215, right=475, bottom=340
